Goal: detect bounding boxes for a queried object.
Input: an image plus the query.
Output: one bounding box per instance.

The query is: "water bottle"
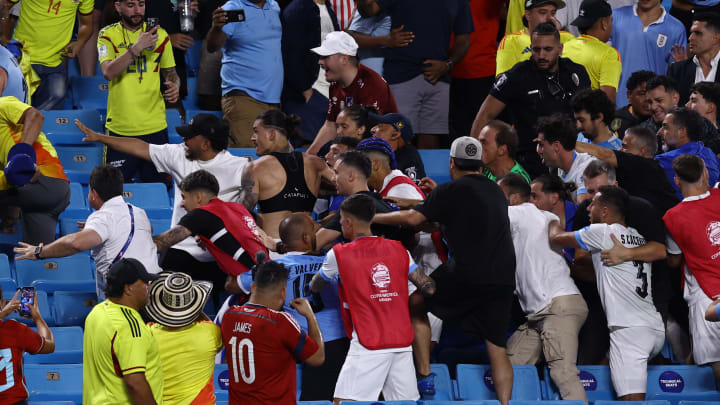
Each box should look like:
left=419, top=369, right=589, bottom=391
left=179, top=0, right=194, bottom=33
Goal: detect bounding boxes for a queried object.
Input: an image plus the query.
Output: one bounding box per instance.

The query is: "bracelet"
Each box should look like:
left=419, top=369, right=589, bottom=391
left=128, top=45, right=139, bottom=58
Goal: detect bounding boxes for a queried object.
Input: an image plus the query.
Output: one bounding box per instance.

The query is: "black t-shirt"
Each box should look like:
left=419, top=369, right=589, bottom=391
left=490, top=58, right=591, bottom=155
left=614, top=150, right=680, bottom=214
left=395, top=145, right=426, bottom=182
left=179, top=209, right=255, bottom=269
left=612, top=104, right=645, bottom=139
left=414, top=174, right=515, bottom=286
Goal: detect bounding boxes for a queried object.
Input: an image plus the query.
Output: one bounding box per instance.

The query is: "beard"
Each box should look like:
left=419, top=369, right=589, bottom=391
left=120, top=13, right=144, bottom=29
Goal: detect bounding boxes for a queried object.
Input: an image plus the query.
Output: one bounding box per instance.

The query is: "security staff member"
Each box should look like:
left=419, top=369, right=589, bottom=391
left=472, top=22, right=591, bottom=178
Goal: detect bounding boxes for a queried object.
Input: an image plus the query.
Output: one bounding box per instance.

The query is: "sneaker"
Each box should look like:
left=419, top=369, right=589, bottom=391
left=417, top=372, right=436, bottom=396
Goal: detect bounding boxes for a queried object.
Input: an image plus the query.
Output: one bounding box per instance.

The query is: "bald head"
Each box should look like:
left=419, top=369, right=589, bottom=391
left=279, top=213, right=317, bottom=252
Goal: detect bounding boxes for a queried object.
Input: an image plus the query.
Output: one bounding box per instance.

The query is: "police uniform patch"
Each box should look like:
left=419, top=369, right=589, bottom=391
left=98, top=45, right=108, bottom=59
left=494, top=74, right=508, bottom=91
left=611, top=118, right=622, bottom=132
left=657, top=34, right=667, bottom=48
left=572, top=73, right=579, bottom=87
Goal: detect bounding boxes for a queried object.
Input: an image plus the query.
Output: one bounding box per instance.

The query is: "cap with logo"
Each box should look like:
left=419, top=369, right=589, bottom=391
left=450, top=136, right=483, bottom=163
left=4, top=143, right=37, bottom=187
left=105, top=258, right=160, bottom=291
left=370, top=112, right=414, bottom=143
left=571, top=0, right=612, bottom=28
left=311, top=31, right=358, bottom=57
left=525, top=0, right=566, bottom=10
left=176, top=113, right=230, bottom=144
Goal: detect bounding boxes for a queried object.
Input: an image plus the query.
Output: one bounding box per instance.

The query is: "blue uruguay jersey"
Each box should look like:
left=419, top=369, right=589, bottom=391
left=577, top=133, right=622, bottom=150
left=240, top=253, right=347, bottom=342
left=0, top=46, right=27, bottom=103
left=610, top=6, right=686, bottom=107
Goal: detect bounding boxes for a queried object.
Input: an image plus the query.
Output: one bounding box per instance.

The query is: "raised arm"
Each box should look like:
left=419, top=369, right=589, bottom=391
left=373, top=209, right=427, bottom=227
left=307, top=120, right=336, bottom=156
left=470, top=95, right=506, bottom=139
left=409, top=269, right=436, bottom=297
left=548, top=219, right=582, bottom=248
left=347, top=25, right=414, bottom=49
left=290, top=298, right=325, bottom=366
left=575, top=141, right=618, bottom=167
left=101, top=27, right=159, bottom=81
left=14, top=229, right=103, bottom=260
left=75, top=119, right=151, bottom=161
left=207, top=8, right=228, bottom=53
left=18, top=106, right=44, bottom=145
left=599, top=235, right=667, bottom=266
left=30, top=293, right=55, bottom=354
left=152, top=225, right=192, bottom=252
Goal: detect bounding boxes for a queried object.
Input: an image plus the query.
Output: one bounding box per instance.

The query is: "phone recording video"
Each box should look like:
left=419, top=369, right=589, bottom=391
left=225, top=9, right=245, bottom=23
left=20, top=286, right=34, bottom=318
left=146, top=17, right=159, bottom=31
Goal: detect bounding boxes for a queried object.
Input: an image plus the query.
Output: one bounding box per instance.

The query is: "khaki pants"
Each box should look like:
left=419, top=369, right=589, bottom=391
left=222, top=92, right=279, bottom=147
left=507, top=294, right=589, bottom=403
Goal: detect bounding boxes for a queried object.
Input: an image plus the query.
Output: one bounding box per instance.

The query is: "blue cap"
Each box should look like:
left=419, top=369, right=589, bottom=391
left=357, top=137, right=398, bottom=169
left=5, top=143, right=36, bottom=187
left=370, top=113, right=414, bottom=142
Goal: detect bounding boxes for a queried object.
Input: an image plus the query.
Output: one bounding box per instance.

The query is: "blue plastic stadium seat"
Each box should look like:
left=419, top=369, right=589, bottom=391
left=187, top=110, right=223, bottom=121
left=339, top=402, right=417, bottom=405
left=0, top=278, right=17, bottom=296
left=53, top=290, right=98, bottom=326
left=25, top=363, right=83, bottom=404
left=55, top=144, right=104, bottom=185
left=59, top=183, right=90, bottom=221
left=510, top=401, right=586, bottom=405
left=456, top=364, right=542, bottom=401
left=679, top=402, right=720, bottom=405
left=228, top=148, right=258, bottom=161
left=419, top=149, right=451, bottom=184
left=167, top=108, right=184, bottom=129
left=7, top=290, right=54, bottom=326
left=59, top=216, right=91, bottom=237
left=298, top=402, right=333, bottom=405
left=150, top=218, right=172, bottom=236
left=543, top=365, right=616, bottom=402
left=185, top=77, right=200, bottom=109
left=122, top=183, right=172, bottom=219
left=214, top=363, right=230, bottom=401
left=185, top=41, right=202, bottom=77
left=419, top=363, right=454, bottom=401
left=25, top=326, right=83, bottom=364
left=595, top=401, right=671, bottom=405
left=646, top=365, right=720, bottom=405
left=70, top=76, right=108, bottom=116
left=0, top=253, right=12, bottom=280
left=16, top=254, right=94, bottom=290
left=0, top=221, right=23, bottom=245
left=41, top=109, right=103, bottom=145
left=424, top=401, right=499, bottom=405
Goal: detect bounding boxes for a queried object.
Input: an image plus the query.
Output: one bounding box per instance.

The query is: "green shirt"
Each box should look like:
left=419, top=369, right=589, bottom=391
left=483, top=161, right=531, bottom=183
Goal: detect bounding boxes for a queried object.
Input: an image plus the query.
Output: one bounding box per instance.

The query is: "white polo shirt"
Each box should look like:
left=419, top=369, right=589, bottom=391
left=508, top=203, right=580, bottom=315
left=558, top=151, right=596, bottom=202
left=84, top=196, right=161, bottom=298
left=381, top=170, right=424, bottom=200
left=149, top=144, right=250, bottom=261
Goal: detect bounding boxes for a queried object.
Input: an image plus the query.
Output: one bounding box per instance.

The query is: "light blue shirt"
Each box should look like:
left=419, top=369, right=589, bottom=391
left=221, top=0, right=283, bottom=103
left=348, top=11, right=391, bottom=77
left=577, top=133, right=623, bottom=150
left=0, top=46, right=27, bottom=103
left=655, top=141, right=720, bottom=198
left=610, top=5, right=686, bottom=107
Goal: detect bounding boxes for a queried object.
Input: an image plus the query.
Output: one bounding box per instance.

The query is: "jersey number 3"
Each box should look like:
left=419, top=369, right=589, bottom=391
left=228, top=336, right=256, bottom=384
left=0, top=348, right=15, bottom=392
left=634, top=261, right=649, bottom=298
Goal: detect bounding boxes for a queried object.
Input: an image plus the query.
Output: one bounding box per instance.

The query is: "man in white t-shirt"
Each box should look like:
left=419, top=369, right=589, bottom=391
left=549, top=185, right=665, bottom=401
left=497, top=173, right=587, bottom=402
left=535, top=115, right=596, bottom=203
left=75, top=114, right=249, bottom=294
left=14, top=165, right=161, bottom=299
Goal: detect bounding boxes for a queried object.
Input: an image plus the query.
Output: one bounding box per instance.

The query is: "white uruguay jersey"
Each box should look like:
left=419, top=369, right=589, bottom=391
left=575, top=223, right=664, bottom=331
left=558, top=152, right=595, bottom=202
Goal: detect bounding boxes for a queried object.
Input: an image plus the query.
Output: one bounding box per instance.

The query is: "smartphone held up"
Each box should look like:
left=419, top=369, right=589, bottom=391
left=19, top=286, right=34, bottom=318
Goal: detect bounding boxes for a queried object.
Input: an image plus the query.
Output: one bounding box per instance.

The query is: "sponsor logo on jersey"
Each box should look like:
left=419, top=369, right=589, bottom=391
left=522, top=46, right=531, bottom=54
left=707, top=221, right=720, bottom=246
left=371, top=263, right=391, bottom=289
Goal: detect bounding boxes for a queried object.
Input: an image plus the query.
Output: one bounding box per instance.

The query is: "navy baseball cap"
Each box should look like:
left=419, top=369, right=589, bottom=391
left=4, top=143, right=36, bottom=187
left=370, top=113, right=415, bottom=142
left=357, top=137, right=398, bottom=169
left=106, top=258, right=160, bottom=290
left=176, top=114, right=229, bottom=144
left=571, top=0, right=612, bottom=29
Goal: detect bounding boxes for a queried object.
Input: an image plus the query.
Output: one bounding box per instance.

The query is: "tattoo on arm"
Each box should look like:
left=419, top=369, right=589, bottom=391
left=239, top=164, right=259, bottom=210
left=161, top=67, right=181, bottom=88
left=153, top=225, right=192, bottom=251
left=409, top=270, right=436, bottom=297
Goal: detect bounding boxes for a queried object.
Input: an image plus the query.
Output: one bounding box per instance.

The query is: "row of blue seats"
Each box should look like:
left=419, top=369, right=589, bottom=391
left=22, top=362, right=720, bottom=405
left=22, top=401, right=720, bottom=405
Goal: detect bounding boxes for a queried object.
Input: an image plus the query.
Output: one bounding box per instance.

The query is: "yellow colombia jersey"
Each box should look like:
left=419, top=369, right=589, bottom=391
left=83, top=300, right=164, bottom=405
left=506, top=0, right=526, bottom=35
left=11, top=0, right=93, bottom=67
left=562, top=34, right=622, bottom=90
left=98, top=22, right=175, bottom=136
left=496, top=30, right=577, bottom=76
left=0, top=96, right=67, bottom=190
left=149, top=321, right=222, bottom=405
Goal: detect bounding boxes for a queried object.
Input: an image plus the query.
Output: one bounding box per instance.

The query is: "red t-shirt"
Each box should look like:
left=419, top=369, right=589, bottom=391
left=451, top=0, right=501, bottom=79
left=326, top=64, right=398, bottom=122
left=221, top=303, right=319, bottom=405
left=0, top=320, right=44, bottom=404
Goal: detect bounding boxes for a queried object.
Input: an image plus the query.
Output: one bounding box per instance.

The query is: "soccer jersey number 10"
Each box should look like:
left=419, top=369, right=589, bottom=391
left=228, top=336, right=256, bottom=384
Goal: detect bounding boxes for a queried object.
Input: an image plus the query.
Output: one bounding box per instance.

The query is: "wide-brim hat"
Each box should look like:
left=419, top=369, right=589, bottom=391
left=144, top=272, right=212, bottom=328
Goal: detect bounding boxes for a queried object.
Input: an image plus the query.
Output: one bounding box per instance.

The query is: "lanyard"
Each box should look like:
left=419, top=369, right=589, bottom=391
left=112, top=204, right=135, bottom=264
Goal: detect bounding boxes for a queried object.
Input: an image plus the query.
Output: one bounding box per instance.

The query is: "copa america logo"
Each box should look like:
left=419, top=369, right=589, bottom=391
left=707, top=221, right=720, bottom=246
left=371, top=263, right=391, bottom=289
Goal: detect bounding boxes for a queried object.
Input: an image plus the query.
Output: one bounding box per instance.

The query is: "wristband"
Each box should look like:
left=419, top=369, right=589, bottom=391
left=128, top=45, right=139, bottom=58
left=34, top=244, right=43, bottom=260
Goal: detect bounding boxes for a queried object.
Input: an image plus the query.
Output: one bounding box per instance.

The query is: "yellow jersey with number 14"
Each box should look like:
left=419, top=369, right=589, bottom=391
left=11, top=0, right=94, bottom=67
left=562, top=34, right=622, bottom=90
left=496, top=29, right=577, bottom=76
left=98, top=22, right=175, bottom=136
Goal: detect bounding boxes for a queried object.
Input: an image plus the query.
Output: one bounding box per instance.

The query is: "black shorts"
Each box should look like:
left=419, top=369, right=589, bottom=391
left=425, top=260, right=514, bottom=348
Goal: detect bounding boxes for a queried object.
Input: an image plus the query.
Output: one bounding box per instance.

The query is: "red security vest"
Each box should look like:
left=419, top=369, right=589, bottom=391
left=196, top=199, right=269, bottom=276
left=663, top=189, right=720, bottom=298
left=379, top=174, right=424, bottom=198
left=333, top=237, right=414, bottom=350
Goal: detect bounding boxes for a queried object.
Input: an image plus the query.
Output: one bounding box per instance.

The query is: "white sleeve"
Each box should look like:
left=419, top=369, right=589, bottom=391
left=386, top=184, right=424, bottom=200
left=574, top=223, right=609, bottom=253
left=407, top=250, right=417, bottom=274
left=320, top=249, right=340, bottom=281
left=666, top=233, right=682, bottom=255
left=542, top=211, right=561, bottom=224
left=148, top=143, right=184, bottom=175
left=83, top=210, right=111, bottom=242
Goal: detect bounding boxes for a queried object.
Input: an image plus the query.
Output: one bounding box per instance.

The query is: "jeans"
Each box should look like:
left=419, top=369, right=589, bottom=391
left=31, top=60, right=68, bottom=110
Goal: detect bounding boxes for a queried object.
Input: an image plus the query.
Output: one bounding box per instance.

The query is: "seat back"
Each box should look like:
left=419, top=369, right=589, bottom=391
left=24, top=363, right=83, bottom=403
left=24, top=326, right=83, bottom=364
left=595, top=401, right=672, bottom=405
left=543, top=365, right=616, bottom=401
left=121, top=183, right=172, bottom=218
left=53, top=291, right=98, bottom=326
left=55, top=144, right=104, bottom=185
left=16, top=254, right=94, bottom=287
left=70, top=76, right=108, bottom=112
left=41, top=109, right=103, bottom=144
left=456, top=364, right=542, bottom=401
left=419, top=149, right=451, bottom=184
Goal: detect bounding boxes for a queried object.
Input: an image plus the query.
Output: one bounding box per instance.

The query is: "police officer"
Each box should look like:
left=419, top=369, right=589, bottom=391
left=471, top=22, right=591, bottom=178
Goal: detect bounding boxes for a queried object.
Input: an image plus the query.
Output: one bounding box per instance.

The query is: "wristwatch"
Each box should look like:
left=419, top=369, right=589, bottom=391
left=34, top=245, right=42, bottom=260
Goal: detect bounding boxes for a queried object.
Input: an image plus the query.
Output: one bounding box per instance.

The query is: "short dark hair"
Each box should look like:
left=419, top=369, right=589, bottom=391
left=499, top=173, right=531, bottom=200
left=532, top=174, right=574, bottom=201
left=596, top=185, right=630, bottom=219
left=693, top=11, right=720, bottom=33
left=486, top=120, right=519, bottom=159
left=332, top=136, right=361, bottom=149
left=536, top=114, right=578, bottom=151
left=672, top=154, right=706, bottom=183
left=646, top=75, right=679, bottom=95
left=451, top=157, right=484, bottom=171
left=667, top=107, right=704, bottom=142
left=626, top=70, right=656, bottom=92
left=89, top=164, right=124, bottom=202
left=571, top=89, right=615, bottom=126
left=253, top=261, right=290, bottom=290
left=532, top=22, right=561, bottom=42
left=179, top=169, right=220, bottom=195
left=256, top=109, right=303, bottom=141
left=338, top=151, right=372, bottom=179
left=339, top=193, right=376, bottom=223
left=690, top=81, right=720, bottom=110
left=583, top=160, right=617, bottom=183
left=624, top=126, right=658, bottom=155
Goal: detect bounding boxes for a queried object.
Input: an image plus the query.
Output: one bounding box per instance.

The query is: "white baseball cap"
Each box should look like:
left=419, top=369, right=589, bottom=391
left=450, top=136, right=483, bottom=162
left=311, top=31, right=358, bottom=57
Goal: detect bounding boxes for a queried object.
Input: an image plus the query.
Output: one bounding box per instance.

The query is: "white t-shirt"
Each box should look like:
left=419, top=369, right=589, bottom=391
left=149, top=144, right=250, bottom=261
left=558, top=151, right=595, bottom=202
left=575, top=222, right=664, bottom=331
left=508, top=203, right=580, bottom=315
left=84, top=196, right=162, bottom=298
left=320, top=238, right=416, bottom=354
left=382, top=170, right=424, bottom=200
left=311, top=2, right=335, bottom=99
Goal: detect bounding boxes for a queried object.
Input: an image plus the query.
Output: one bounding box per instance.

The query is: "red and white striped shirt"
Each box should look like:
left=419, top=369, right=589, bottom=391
left=330, top=0, right=355, bottom=30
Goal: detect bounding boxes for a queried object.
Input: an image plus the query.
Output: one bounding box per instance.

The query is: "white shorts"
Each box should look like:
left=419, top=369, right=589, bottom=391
left=608, top=326, right=664, bottom=397
left=688, top=293, right=720, bottom=364
left=334, top=350, right=420, bottom=401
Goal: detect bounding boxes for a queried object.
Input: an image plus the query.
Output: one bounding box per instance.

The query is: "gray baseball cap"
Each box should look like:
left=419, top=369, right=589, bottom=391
left=450, top=136, right=483, bottom=162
